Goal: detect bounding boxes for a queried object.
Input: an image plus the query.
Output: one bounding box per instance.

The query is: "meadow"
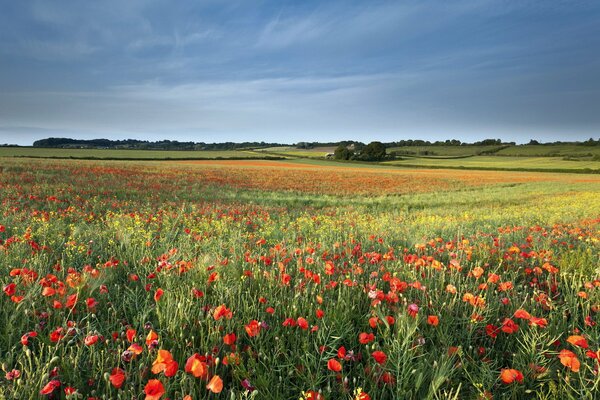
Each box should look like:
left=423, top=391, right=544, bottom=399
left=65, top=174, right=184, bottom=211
left=1, top=158, right=599, bottom=399
left=0, top=147, right=267, bottom=160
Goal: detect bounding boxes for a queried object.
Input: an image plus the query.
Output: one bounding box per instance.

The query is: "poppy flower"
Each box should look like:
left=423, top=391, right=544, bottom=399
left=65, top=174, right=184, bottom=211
left=327, top=358, right=342, bottom=372
left=297, top=317, right=309, bottom=330
left=514, top=309, right=532, bottom=320
left=84, top=335, right=99, bottom=346
left=335, top=346, right=345, bottom=359
left=185, top=353, right=208, bottom=378
left=316, top=309, right=324, bottom=319
left=371, top=351, right=387, bottom=365
left=126, top=328, right=136, bottom=343
left=213, top=304, right=232, bottom=320
left=359, top=332, right=374, bottom=344
left=223, top=333, right=237, bottom=346
left=3, top=283, right=16, bottom=296
left=245, top=320, right=261, bottom=337
left=407, top=304, right=419, bottom=318
left=427, top=316, right=439, bottom=326
left=154, top=288, right=164, bottom=302
left=21, top=331, right=38, bottom=346
left=152, top=350, right=178, bottom=377
left=501, top=318, right=518, bottom=334
left=5, top=369, right=20, bottom=380
left=529, top=317, right=548, bottom=328
left=109, top=367, right=126, bottom=389
left=206, top=375, right=223, bottom=393
left=128, top=343, right=143, bottom=355
left=144, top=379, right=165, bottom=400
left=567, top=335, right=589, bottom=349
left=40, top=380, right=61, bottom=395
left=146, top=330, right=158, bottom=346
left=500, top=368, right=524, bottom=384
left=559, top=349, right=581, bottom=372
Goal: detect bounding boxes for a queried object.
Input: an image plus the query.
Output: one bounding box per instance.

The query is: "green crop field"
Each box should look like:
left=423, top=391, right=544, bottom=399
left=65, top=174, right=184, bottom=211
left=385, top=155, right=600, bottom=172
left=0, top=147, right=272, bottom=159
left=1, top=157, right=599, bottom=399
left=495, top=144, right=600, bottom=157
left=387, top=145, right=507, bottom=157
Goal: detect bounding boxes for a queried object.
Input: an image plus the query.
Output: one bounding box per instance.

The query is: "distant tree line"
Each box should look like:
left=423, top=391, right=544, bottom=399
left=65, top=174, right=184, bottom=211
left=32, top=138, right=288, bottom=150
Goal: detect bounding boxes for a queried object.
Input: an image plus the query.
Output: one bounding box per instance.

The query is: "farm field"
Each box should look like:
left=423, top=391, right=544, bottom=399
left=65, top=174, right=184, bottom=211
left=385, top=156, right=600, bottom=172
left=253, top=147, right=336, bottom=158
left=496, top=144, right=600, bottom=157
left=386, top=145, right=507, bottom=157
left=1, top=158, right=599, bottom=399
left=0, top=147, right=271, bottom=160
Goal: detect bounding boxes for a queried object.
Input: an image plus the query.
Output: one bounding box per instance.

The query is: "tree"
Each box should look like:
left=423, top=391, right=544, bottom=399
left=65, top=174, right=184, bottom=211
left=360, top=141, right=386, bottom=161
left=334, top=144, right=351, bottom=160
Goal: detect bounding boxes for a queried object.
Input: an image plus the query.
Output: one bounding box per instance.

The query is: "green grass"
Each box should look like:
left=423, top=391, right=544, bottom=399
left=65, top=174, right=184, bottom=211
left=387, top=145, right=506, bottom=157
left=385, top=156, right=600, bottom=172
left=0, top=147, right=274, bottom=159
left=496, top=144, right=600, bottom=157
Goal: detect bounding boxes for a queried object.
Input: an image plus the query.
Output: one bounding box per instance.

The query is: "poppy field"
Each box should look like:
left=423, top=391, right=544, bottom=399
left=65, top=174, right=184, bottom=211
left=1, top=158, right=599, bottom=399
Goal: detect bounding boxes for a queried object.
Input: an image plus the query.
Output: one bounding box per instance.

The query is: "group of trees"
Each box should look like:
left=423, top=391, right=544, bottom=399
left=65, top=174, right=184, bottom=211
left=334, top=141, right=387, bottom=161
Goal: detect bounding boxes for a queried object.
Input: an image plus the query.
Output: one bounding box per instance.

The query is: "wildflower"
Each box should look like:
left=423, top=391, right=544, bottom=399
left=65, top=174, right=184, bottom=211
left=327, top=358, right=342, bottom=372
left=500, top=368, right=524, bottom=384
left=372, top=350, right=387, bottom=365
left=559, top=349, right=580, bottom=372
left=109, top=368, right=126, bottom=389
left=407, top=303, right=419, bottom=317
left=245, top=320, right=261, bottom=337
left=154, top=288, right=164, bottom=302
left=359, top=332, right=374, bottom=344
left=206, top=375, right=223, bottom=393
left=501, top=318, right=518, bottom=334
left=567, top=335, right=589, bottom=349
left=185, top=353, right=208, bottom=378
left=427, top=315, right=439, bottom=326
left=144, top=379, right=165, bottom=400
left=40, top=380, right=61, bottom=395
left=151, top=350, right=178, bottom=377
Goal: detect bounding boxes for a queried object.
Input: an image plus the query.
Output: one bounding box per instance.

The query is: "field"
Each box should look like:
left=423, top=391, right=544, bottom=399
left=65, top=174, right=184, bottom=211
left=0, top=147, right=270, bottom=160
left=1, top=158, right=600, bottom=399
left=387, top=145, right=507, bottom=157
left=385, top=156, right=600, bottom=172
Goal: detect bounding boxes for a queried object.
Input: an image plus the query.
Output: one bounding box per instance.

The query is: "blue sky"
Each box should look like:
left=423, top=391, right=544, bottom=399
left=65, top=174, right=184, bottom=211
left=0, top=0, right=599, bottom=145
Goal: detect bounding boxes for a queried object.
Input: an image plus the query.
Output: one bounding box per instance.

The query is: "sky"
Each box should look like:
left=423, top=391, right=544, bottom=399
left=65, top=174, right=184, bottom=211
left=0, top=0, right=599, bottom=146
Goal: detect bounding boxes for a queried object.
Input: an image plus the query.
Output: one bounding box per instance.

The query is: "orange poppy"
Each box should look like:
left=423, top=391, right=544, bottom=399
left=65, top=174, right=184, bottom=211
left=559, top=349, right=580, bottom=372
left=185, top=353, right=208, bottom=378
left=152, top=350, right=178, bottom=377
left=427, top=315, right=439, bottom=326
left=500, top=368, right=523, bottom=384
left=206, top=375, right=223, bottom=393
left=567, top=335, right=589, bottom=349
left=245, top=320, right=261, bottom=337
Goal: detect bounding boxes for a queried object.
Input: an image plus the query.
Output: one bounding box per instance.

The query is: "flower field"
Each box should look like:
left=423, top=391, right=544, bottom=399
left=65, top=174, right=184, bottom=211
left=1, top=158, right=599, bottom=399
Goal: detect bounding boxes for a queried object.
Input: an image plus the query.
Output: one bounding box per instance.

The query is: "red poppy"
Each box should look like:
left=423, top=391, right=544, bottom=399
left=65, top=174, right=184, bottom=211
left=427, top=316, right=439, bottom=326
left=146, top=330, right=158, bottom=346
left=40, top=380, right=61, bottom=395
left=297, top=317, right=309, bottom=330
left=501, top=318, right=518, bottom=334
left=109, top=368, right=126, bottom=389
left=372, top=351, right=387, bottom=365
left=514, top=309, right=531, bottom=320
left=245, top=320, right=261, bottom=337
left=359, top=332, right=375, bottom=344
left=84, top=335, right=99, bottom=346
left=144, top=379, right=165, bottom=400
left=126, top=328, right=136, bottom=343
left=154, top=288, right=164, bottom=302
left=223, top=332, right=237, bottom=345
left=327, top=358, right=342, bottom=372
